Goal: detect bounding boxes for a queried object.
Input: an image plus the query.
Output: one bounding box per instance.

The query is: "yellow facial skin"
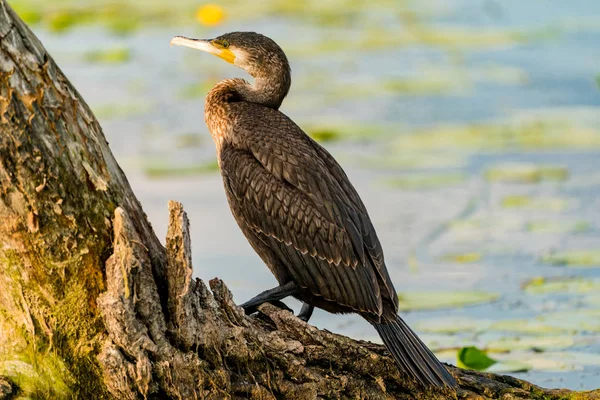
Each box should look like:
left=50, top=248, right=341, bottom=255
left=211, top=41, right=235, bottom=64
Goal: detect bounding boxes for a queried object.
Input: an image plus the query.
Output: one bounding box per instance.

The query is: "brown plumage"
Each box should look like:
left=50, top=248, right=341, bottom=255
left=171, top=31, right=456, bottom=388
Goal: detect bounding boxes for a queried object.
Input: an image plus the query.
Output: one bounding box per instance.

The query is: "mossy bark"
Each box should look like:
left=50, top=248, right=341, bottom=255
left=0, top=1, right=599, bottom=399
left=0, top=1, right=164, bottom=398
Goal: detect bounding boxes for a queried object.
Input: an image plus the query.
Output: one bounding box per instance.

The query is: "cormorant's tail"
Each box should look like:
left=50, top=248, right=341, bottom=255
left=373, top=315, right=456, bottom=388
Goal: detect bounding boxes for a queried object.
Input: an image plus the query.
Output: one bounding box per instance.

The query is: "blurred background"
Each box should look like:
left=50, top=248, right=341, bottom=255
left=11, top=0, right=600, bottom=390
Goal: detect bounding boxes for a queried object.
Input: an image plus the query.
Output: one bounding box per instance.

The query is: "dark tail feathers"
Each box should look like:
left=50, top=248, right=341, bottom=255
left=373, top=315, right=456, bottom=388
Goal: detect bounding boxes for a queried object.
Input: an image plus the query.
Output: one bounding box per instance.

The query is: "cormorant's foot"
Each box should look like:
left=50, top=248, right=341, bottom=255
left=241, top=300, right=294, bottom=316
left=297, top=313, right=310, bottom=322
left=241, top=303, right=258, bottom=316
left=239, top=282, right=300, bottom=316
left=297, top=303, right=314, bottom=322
left=268, top=300, right=294, bottom=313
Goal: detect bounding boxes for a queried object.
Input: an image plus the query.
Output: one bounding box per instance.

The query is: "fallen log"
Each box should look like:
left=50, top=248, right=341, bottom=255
left=0, top=1, right=598, bottom=398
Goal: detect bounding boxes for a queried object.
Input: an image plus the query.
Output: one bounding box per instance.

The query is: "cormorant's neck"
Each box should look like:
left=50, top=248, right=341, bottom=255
left=238, top=68, right=291, bottom=110
left=204, top=70, right=289, bottom=148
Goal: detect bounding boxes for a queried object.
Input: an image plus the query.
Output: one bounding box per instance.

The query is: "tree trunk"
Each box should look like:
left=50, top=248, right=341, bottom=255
left=0, top=2, right=598, bottom=399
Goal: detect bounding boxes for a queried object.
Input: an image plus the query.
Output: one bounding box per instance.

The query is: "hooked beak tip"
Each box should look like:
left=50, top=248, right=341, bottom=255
left=170, top=36, right=185, bottom=48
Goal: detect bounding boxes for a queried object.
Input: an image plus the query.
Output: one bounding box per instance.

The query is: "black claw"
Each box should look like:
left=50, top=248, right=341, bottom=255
left=269, top=300, right=294, bottom=313
left=240, top=282, right=299, bottom=316
left=297, top=314, right=309, bottom=322
left=241, top=300, right=293, bottom=315
left=241, top=303, right=258, bottom=315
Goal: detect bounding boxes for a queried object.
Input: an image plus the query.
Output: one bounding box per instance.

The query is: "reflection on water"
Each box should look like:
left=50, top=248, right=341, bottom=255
left=27, top=0, right=600, bottom=390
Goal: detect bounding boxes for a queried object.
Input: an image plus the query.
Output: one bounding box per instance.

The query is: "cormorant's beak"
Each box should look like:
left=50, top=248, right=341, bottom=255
left=170, top=36, right=235, bottom=64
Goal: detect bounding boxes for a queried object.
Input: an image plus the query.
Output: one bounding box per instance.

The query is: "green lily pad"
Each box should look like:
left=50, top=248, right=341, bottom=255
left=538, top=309, right=600, bottom=332
left=178, top=81, right=215, bottom=99
left=92, top=102, right=152, bottom=120
left=422, top=334, right=474, bottom=351
left=458, top=346, right=531, bottom=372
left=485, top=335, right=575, bottom=352
left=526, top=221, right=590, bottom=233
left=143, top=160, right=219, bottom=178
left=300, top=123, right=387, bottom=142
left=485, top=164, right=569, bottom=183
left=485, top=163, right=569, bottom=183
left=382, top=76, right=460, bottom=95
left=359, top=152, right=467, bottom=170
left=393, top=120, right=600, bottom=152
left=175, top=133, right=204, bottom=149
left=452, top=348, right=600, bottom=372
left=106, top=16, right=139, bottom=36
left=515, top=351, right=600, bottom=371
left=308, top=129, right=342, bottom=143
left=47, top=11, right=78, bottom=33
left=11, top=6, right=42, bottom=25
left=522, top=276, right=600, bottom=294
left=398, top=291, right=499, bottom=311
left=455, top=347, right=599, bottom=373
left=382, top=173, right=467, bottom=190
left=448, top=217, right=521, bottom=236
left=457, top=346, right=496, bottom=370
left=440, top=252, right=482, bottom=264
left=541, top=250, right=600, bottom=267
left=83, top=47, right=131, bottom=64
left=501, top=195, right=568, bottom=211
left=415, top=316, right=491, bottom=334
left=490, top=319, right=564, bottom=334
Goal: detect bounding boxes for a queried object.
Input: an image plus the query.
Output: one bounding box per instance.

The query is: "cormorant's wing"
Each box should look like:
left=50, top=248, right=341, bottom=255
left=310, top=139, right=399, bottom=310
left=220, top=105, right=397, bottom=315
left=221, top=145, right=382, bottom=314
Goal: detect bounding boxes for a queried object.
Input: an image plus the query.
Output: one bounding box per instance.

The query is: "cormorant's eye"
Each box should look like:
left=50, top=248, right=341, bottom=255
left=222, top=40, right=230, bottom=49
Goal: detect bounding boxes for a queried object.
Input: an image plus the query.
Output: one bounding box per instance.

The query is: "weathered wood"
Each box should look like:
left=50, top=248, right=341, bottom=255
left=0, top=1, right=165, bottom=398
left=1, top=1, right=599, bottom=398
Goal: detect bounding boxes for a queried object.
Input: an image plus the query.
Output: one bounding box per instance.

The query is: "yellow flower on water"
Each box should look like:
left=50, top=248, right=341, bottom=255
left=196, top=4, right=225, bottom=26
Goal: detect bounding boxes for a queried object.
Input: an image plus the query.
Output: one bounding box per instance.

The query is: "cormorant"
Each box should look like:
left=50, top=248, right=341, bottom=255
left=170, top=31, right=456, bottom=388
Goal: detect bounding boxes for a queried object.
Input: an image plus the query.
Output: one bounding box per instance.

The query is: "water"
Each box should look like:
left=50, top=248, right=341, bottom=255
left=29, top=0, right=600, bottom=390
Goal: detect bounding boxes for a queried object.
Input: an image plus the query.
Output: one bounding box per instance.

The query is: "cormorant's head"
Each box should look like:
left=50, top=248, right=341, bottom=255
left=170, top=31, right=290, bottom=79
